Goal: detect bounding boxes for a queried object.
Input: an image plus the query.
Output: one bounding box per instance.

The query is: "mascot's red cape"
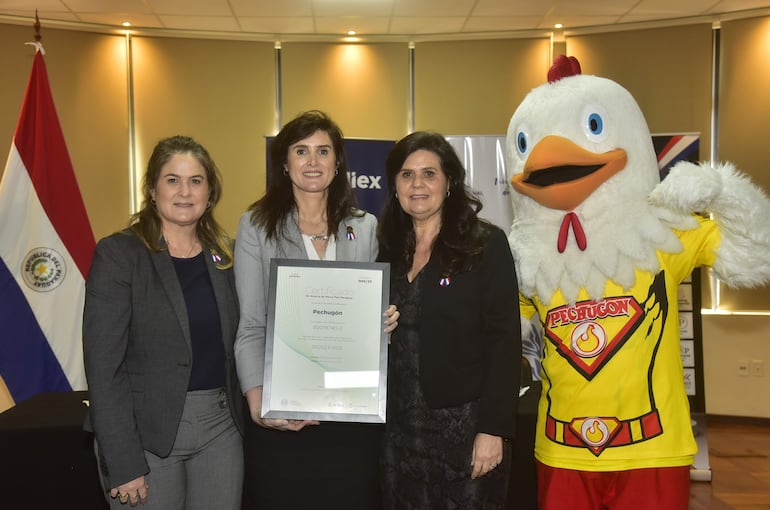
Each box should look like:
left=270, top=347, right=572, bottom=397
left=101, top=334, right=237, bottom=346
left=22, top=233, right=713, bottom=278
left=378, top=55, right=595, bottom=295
left=507, top=55, right=770, bottom=473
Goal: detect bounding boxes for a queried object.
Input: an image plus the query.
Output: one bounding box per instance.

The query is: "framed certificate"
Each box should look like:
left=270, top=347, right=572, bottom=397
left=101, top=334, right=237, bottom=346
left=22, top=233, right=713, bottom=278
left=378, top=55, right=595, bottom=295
left=262, top=259, right=390, bottom=423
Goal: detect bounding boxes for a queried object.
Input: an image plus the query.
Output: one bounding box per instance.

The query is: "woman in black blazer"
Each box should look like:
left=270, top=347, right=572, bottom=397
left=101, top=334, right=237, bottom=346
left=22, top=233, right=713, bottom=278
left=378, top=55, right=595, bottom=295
left=83, top=136, right=244, bottom=509
left=377, top=131, right=521, bottom=509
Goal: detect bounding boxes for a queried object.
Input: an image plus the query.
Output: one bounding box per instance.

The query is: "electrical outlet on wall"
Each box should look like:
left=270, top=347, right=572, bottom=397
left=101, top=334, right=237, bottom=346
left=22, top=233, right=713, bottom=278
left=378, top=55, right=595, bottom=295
left=750, top=360, right=765, bottom=377
left=738, top=361, right=750, bottom=376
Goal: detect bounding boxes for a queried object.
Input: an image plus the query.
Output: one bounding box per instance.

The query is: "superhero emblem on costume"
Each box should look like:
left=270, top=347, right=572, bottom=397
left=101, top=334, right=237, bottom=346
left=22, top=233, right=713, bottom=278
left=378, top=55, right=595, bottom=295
left=578, top=417, right=615, bottom=448
left=544, top=296, right=644, bottom=380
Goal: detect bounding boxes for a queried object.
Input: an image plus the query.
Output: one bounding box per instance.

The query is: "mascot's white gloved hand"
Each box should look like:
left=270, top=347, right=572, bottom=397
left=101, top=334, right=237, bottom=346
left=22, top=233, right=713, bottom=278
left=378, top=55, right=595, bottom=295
left=650, top=160, right=770, bottom=288
left=648, top=160, right=722, bottom=214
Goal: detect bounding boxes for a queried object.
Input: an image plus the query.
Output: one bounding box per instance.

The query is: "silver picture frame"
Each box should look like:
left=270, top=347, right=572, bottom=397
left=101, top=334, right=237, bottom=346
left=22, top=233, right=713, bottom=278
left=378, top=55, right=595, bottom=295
left=262, top=258, right=390, bottom=423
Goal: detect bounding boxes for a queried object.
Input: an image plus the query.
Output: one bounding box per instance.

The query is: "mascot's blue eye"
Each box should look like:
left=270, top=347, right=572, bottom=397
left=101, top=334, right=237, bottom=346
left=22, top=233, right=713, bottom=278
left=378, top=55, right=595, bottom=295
left=517, top=132, right=528, bottom=154
left=581, top=104, right=609, bottom=143
left=588, top=113, right=603, bottom=135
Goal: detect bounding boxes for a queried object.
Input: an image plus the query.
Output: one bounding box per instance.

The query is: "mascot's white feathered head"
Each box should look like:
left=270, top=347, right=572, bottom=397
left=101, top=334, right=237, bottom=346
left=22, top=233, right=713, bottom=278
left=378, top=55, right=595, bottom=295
left=506, top=56, right=692, bottom=304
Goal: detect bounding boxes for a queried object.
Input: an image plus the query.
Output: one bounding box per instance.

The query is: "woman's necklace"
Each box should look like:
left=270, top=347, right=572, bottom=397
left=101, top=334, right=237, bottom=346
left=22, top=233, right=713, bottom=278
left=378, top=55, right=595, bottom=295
left=309, top=233, right=329, bottom=242
left=299, top=215, right=329, bottom=242
left=168, top=239, right=199, bottom=258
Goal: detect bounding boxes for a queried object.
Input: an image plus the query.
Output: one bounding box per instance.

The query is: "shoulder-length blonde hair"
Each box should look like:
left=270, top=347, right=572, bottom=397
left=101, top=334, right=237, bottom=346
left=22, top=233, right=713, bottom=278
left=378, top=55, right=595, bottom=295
left=129, top=135, right=233, bottom=269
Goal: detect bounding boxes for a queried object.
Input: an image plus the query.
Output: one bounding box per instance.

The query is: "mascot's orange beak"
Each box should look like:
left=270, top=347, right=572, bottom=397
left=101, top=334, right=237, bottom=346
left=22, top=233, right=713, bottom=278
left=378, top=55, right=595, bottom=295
left=511, top=135, right=627, bottom=211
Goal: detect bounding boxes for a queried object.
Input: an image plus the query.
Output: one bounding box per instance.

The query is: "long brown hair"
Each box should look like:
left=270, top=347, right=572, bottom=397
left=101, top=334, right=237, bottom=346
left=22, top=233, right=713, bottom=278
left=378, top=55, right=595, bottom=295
left=129, top=135, right=233, bottom=269
left=248, top=110, right=360, bottom=241
left=377, top=131, right=489, bottom=276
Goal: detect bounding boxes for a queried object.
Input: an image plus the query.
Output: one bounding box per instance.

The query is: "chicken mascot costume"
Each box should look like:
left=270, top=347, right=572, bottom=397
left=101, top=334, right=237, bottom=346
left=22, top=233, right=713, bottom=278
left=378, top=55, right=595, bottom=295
left=506, top=55, right=770, bottom=510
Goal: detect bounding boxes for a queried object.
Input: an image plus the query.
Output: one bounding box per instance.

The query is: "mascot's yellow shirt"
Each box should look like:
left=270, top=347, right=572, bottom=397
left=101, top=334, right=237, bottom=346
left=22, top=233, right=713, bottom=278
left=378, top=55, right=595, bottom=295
left=523, top=217, right=719, bottom=472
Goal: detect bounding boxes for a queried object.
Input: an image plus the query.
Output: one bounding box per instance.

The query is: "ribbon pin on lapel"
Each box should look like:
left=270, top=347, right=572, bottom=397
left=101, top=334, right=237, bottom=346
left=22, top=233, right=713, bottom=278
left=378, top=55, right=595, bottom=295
left=346, top=226, right=356, bottom=240
left=439, top=276, right=451, bottom=287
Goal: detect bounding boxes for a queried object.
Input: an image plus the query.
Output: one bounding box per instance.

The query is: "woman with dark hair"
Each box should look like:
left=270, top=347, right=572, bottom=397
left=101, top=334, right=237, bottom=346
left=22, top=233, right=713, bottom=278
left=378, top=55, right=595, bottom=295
left=378, top=131, right=521, bottom=509
left=84, top=135, right=245, bottom=509
left=234, top=110, right=397, bottom=510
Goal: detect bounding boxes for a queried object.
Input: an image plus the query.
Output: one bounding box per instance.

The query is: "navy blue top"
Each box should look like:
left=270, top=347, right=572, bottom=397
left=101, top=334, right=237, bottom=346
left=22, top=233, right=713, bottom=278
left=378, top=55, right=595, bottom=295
left=171, top=251, right=227, bottom=391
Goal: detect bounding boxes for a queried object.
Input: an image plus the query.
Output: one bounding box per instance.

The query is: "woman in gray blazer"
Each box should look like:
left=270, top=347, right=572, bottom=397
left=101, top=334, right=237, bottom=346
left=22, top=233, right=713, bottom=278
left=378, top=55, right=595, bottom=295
left=84, top=136, right=245, bottom=509
left=234, top=111, right=396, bottom=510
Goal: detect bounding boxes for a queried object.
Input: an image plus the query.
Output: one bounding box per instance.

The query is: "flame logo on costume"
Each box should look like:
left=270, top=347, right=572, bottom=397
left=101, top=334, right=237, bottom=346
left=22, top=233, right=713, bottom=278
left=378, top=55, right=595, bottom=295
left=581, top=418, right=610, bottom=447
left=571, top=322, right=607, bottom=358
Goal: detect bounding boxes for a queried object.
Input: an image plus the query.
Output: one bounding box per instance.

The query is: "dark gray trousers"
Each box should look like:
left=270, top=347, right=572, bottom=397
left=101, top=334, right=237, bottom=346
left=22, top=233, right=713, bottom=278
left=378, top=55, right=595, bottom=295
left=102, top=388, right=243, bottom=510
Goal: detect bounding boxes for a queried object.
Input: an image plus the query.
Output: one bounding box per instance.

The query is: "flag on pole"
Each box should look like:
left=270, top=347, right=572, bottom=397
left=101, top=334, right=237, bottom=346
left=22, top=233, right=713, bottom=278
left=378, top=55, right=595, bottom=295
left=0, top=45, right=95, bottom=410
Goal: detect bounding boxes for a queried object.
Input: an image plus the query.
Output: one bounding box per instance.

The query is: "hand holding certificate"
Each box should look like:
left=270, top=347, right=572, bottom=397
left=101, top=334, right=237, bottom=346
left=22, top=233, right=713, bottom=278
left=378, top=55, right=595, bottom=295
left=262, top=259, right=390, bottom=423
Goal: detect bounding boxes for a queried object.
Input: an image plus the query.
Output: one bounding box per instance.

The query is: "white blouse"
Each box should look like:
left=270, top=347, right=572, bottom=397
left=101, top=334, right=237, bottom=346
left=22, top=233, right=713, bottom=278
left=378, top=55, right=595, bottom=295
left=302, top=233, right=336, bottom=261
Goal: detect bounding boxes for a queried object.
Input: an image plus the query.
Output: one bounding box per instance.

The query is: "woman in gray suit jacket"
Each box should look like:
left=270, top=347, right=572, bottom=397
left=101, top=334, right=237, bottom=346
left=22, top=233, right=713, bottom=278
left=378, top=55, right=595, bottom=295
left=84, top=136, right=245, bottom=509
left=234, top=111, right=397, bottom=510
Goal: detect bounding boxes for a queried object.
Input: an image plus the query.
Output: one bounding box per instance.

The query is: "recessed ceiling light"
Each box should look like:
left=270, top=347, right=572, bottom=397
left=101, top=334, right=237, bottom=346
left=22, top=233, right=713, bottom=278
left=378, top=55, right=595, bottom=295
left=554, top=23, right=563, bottom=29
left=122, top=21, right=131, bottom=27
left=347, top=30, right=356, bottom=36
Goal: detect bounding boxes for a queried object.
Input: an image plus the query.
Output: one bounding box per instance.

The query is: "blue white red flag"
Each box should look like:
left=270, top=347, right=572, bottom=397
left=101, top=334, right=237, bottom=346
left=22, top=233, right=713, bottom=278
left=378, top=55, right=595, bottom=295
left=0, top=46, right=95, bottom=410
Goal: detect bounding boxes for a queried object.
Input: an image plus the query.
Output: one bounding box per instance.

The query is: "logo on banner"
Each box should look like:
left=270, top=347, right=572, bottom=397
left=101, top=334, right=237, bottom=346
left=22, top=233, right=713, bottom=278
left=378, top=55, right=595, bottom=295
left=347, top=171, right=382, bottom=189
left=22, top=247, right=66, bottom=292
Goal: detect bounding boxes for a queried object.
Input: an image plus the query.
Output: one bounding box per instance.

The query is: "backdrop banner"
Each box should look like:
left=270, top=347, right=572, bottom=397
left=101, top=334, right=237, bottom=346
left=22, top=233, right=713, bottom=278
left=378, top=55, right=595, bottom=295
left=446, top=135, right=512, bottom=233
left=344, top=139, right=394, bottom=217
left=447, top=132, right=701, bottom=233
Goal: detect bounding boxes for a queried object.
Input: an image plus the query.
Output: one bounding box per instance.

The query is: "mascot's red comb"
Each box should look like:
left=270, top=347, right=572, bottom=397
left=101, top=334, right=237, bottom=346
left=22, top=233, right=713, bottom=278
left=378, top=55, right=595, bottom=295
left=548, top=55, right=582, bottom=82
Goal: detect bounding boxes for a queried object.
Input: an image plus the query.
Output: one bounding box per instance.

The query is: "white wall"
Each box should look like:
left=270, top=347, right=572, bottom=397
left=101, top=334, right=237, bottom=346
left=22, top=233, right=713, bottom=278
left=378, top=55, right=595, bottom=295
left=703, top=315, right=770, bottom=418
